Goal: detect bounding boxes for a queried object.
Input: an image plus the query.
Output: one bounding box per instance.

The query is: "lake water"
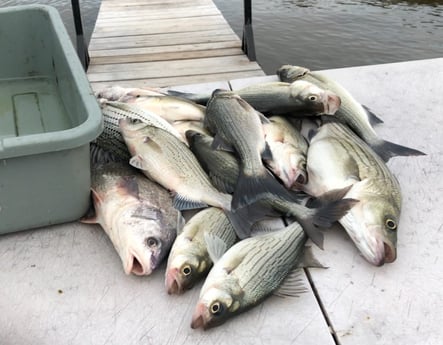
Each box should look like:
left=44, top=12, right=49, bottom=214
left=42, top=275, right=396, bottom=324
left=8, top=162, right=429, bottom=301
left=2, top=0, right=443, bottom=74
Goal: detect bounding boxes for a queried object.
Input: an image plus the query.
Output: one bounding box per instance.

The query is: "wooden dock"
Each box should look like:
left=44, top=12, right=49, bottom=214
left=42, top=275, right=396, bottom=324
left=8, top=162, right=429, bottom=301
left=86, top=0, right=265, bottom=91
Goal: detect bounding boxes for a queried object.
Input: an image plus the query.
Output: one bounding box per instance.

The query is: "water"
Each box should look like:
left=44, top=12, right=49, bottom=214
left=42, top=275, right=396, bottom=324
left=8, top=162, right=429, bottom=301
left=2, top=0, right=442, bottom=74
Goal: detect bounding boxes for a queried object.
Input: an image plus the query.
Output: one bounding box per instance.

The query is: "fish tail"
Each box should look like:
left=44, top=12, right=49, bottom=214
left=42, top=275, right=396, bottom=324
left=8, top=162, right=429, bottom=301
left=225, top=202, right=281, bottom=239
left=372, top=139, right=426, bottom=162
left=293, top=198, right=359, bottom=249
left=231, top=169, right=291, bottom=210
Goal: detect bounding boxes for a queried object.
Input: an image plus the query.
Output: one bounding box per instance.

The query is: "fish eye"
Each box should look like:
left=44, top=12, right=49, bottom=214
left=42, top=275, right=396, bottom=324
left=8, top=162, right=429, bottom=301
left=308, top=95, right=318, bottom=101
left=210, top=301, right=224, bottom=316
left=385, top=219, right=397, bottom=231
left=182, top=265, right=192, bottom=276
left=146, top=237, right=158, bottom=247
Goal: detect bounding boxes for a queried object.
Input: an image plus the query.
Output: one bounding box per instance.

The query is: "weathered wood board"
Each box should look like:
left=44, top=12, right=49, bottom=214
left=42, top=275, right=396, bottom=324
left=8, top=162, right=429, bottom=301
left=87, top=0, right=265, bottom=90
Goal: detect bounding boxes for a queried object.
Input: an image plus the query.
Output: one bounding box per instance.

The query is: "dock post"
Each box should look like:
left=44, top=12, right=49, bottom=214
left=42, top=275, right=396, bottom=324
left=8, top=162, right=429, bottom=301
left=71, top=0, right=90, bottom=70
left=242, top=0, right=257, bottom=61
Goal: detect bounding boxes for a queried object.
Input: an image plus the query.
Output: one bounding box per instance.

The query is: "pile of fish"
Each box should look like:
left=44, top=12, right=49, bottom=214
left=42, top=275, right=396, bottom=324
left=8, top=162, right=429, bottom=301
left=83, top=65, right=425, bottom=330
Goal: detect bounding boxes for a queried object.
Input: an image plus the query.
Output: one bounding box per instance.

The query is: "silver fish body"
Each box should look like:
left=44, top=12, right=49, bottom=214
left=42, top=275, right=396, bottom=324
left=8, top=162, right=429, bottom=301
left=263, top=116, right=309, bottom=188
left=119, top=119, right=232, bottom=211
left=186, top=130, right=240, bottom=194
left=165, top=207, right=237, bottom=294
left=121, top=94, right=206, bottom=124
left=205, top=90, right=291, bottom=210
left=95, top=101, right=185, bottom=160
left=234, top=80, right=340, bottom=115
left=277, top=65, right=425, bottom=161
left=304, top=120, right=401, bottom=265
left=190, top=221, right=307, bottom=329
left=168, top=81, right=340, bottom=116
left=82, top=162, right=179, bottom=275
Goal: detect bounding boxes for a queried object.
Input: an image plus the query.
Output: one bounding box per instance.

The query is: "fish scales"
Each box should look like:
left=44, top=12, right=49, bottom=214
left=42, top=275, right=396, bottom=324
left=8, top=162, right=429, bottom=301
left=119, top=120, right=232, bottom=210
left=325, top=121, right=401, bottom=199
left=237, top=233, right=302, bottom=298
left=306, top=120, right=401, bottom=265
left=165, top=207, right=238, bottom=294
left=191, top=222, right=307, bottom=329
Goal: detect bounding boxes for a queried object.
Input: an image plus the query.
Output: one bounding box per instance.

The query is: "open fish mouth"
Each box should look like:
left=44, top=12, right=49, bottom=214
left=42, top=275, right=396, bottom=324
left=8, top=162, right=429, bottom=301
left=190, top=303, right=209, bottom=329
left=383, top=241, right=397, bottom=263
left=165, top=268, right=183, bottom=294
left=362, top=239, right=397, bottom=267
left=125, top=252, right=153, bottom=275
left=323, top=91, right=341, bottom=115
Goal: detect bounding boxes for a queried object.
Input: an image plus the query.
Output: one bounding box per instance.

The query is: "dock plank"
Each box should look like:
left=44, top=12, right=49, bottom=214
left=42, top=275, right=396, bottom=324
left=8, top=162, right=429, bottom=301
left=87, top=0, right=264, bottom=88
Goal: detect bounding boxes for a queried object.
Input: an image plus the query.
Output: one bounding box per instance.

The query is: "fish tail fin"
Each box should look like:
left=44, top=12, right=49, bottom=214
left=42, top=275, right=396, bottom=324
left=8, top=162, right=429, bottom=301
left=292, top=198, right=359, bottom=249
left=372, top=139, right=426, bottom=162
left=164, top=90, right=209, bottom=105
left=231, top=169, right=291, bottom=210
left=362, top=105, right=384, bottom=125
left=225, top=202, right=281, bottom=240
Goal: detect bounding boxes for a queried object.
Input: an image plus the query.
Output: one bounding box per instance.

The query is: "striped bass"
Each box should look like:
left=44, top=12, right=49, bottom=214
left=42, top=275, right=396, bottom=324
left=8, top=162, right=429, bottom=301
left=119, top=118, right=232, bottom=211
left=191, top=221, right=307, bottom=330
left=303, top=119, right=401, bottom=266
left=277, top=65, right=425, bottom=161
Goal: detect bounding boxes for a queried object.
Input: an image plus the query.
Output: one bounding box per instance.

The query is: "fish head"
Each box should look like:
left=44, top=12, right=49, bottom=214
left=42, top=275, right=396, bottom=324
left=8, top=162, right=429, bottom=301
left=191, top=287, right=240, bottom=330
left=165, top=252, right=211, bottom=294
left=277, top=65, right=310, bottom=82
left=265, top=142, right=307, bottom=189
left=341, top=197, right=399, bottom=266
left=115, top=205, right=175, bottom=275
left=289, top=80, right=341, bottom=115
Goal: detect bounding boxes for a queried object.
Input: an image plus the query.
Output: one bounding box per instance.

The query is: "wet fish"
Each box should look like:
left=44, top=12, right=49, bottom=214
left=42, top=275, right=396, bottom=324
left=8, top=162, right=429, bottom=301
left=165, top=207, right=237, bottom=295
left=81, top=161, right=179, bottom=275
left=190, top=221, right=307, bottom=330
left=205, top=89, right=292, bottom=209
left=119, top=118, right=232, bottom=211
left=277, top=64, right=425, bottom=161
left=263, top=116, right=309, bottom=188
left=303, top=119, right=401, bottom=266
left=95, top=101, right=186, bottom=160
left=168, top=81, right=340, bottom=116
left=120, top=94, right=206, bottom=124
left=174, top=120, right=210, bottom=144
left=95, top=85, right=165, bottom=102
left=186, top=130, right=240, bottom=194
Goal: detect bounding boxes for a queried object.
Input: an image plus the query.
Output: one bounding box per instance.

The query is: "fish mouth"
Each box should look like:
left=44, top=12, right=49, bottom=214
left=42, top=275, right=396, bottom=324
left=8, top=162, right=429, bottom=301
left=125, top=252, right=153, bottom=276
left=165, top=268, right=183, bottom=295
left=190, top=303, right=209, bottom=330
left=323, top=91, right=341, bottom=115
left=362, top=239, right=397, bottom=267
left=383, top=241, right=397, bottom=263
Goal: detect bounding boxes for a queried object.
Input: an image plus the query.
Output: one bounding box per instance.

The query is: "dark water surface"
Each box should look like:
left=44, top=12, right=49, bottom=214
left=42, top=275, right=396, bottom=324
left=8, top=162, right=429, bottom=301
left=2, top=0, right=442, bottom=74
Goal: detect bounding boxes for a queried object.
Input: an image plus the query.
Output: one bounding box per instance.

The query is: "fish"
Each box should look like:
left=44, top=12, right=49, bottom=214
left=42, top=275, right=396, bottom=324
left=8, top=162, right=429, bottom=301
left=165, top=207, right=237, bottom=295
left=277, top=64, right=425, bottom=161
left=190, top=221, right=308, bottom=330
left=119, top=94, right=206, bottom=124
left=173, top=120, right=210, bottom=144
left=95, top=85, right=165, bottom=102
left=119, top=118, right=232, bottom=211
left=263, top=116, right=309, bottom=188
left=302, top=119, right=401, bottom=266
left=204, top=89, right=293, bottom=209
left=81, top=161, right=179, bottom=275
left=186, top=130, right=240, bottom=194
left=168, top=80, right=340, bottom=116
left=95, top=101, right=186, bottom=160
